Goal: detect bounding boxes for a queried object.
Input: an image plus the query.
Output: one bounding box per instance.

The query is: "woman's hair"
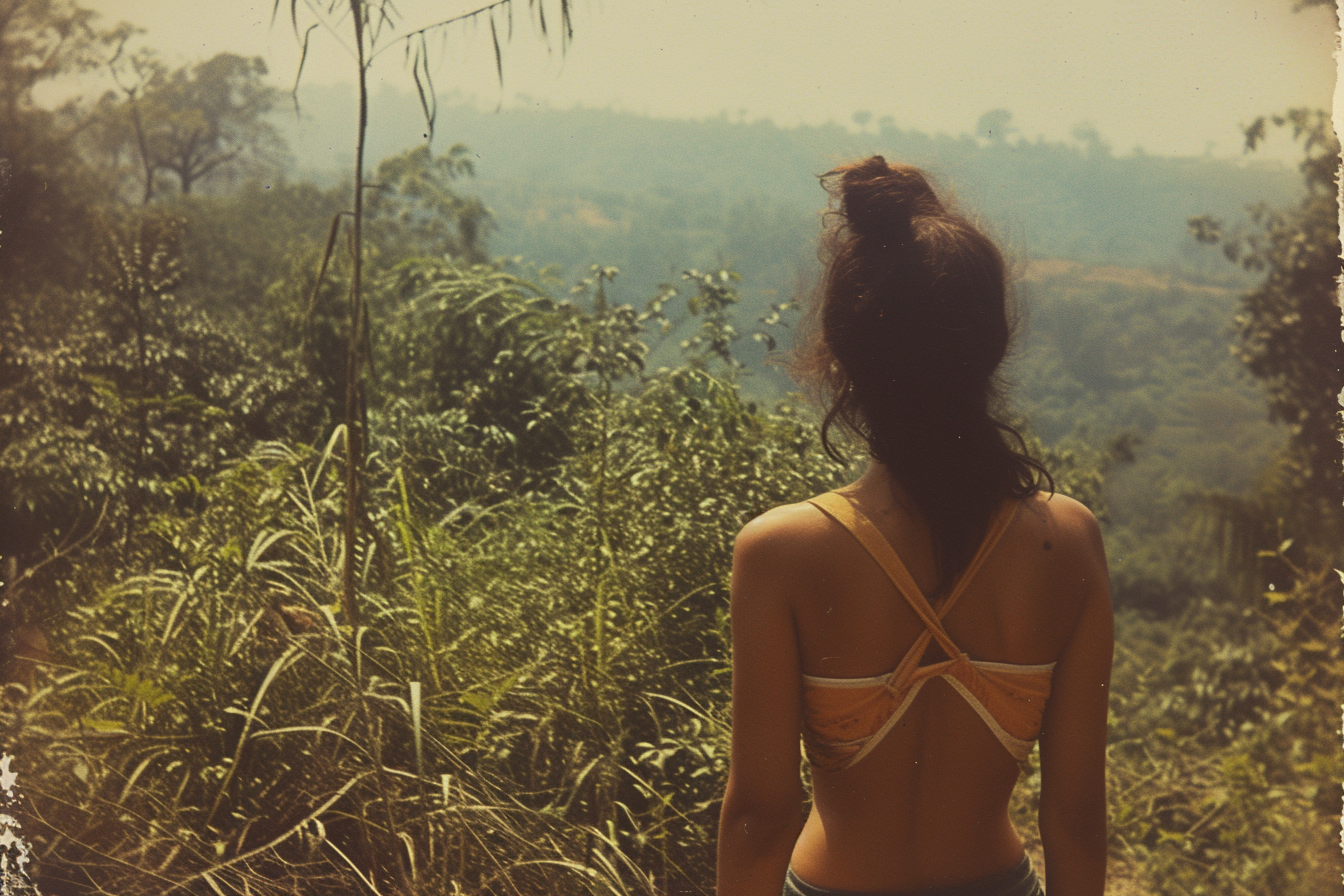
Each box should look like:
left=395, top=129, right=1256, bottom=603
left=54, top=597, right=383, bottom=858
left=798, top=156, right=1051, bottom=591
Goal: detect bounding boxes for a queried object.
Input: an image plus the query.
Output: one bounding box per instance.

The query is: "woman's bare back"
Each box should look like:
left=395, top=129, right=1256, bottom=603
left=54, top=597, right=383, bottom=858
left=761, top=467, right=1107, bottom=891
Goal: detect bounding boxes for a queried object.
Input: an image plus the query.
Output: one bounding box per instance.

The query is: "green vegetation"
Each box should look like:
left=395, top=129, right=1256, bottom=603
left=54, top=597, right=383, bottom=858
left=0, top=2, right=1339, bottom=893
left=8, top=292, right=835, bottom=894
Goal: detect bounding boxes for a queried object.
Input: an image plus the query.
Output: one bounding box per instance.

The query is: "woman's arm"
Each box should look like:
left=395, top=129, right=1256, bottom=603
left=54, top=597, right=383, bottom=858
left=717, top=511, right=807, bottom=896
left=1036, top=503, right=1114, bottom=896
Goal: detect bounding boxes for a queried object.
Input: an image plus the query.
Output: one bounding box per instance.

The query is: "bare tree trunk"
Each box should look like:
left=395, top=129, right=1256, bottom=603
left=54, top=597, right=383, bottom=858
left=340, top=0, right=369, bottom=629
left=126, top=95, right=156, bottom=204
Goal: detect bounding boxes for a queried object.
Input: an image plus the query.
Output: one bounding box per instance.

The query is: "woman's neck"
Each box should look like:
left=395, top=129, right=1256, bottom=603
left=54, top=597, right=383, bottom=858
left=852, top=462, right=919, bottom=520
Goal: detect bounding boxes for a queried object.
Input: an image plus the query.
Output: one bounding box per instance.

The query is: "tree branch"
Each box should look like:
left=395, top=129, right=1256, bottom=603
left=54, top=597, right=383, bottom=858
left=368, top=0, right=514, bottom=64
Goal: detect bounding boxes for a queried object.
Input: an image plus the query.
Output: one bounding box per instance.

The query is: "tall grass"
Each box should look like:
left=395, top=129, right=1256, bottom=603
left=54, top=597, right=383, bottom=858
left=4, top=355, right=842, bottom=894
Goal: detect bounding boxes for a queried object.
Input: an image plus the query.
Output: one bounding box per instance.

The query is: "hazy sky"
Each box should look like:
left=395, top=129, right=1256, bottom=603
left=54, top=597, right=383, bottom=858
left=72, top=0, right=1338, bottom=161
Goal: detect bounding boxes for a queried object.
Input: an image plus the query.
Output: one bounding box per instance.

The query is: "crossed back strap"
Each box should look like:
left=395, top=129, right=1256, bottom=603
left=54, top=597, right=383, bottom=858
left=807, top=492, right=1020, bottom=661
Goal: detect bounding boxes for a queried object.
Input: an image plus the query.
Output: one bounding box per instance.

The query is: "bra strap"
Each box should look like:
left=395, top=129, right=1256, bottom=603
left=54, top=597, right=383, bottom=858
left=807, top=492, right=961, bottom=660
left=935, top=499, right=1021, bottom=621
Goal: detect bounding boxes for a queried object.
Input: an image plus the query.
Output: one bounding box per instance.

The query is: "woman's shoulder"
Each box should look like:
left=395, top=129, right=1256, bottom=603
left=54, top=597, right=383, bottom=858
left=736, top=497, right=833, bottom=552
left=1017, top=491, right=1102, bottom=542
left=729, top=500, right=840, bottom=618
left=1013, top=490, right=1109, bottom=582
left=732, top=495, right=846, bottom=575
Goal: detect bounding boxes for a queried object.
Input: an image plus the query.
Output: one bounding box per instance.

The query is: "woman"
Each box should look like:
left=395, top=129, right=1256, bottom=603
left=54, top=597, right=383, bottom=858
left=717, top=157, right=1112, bottom=896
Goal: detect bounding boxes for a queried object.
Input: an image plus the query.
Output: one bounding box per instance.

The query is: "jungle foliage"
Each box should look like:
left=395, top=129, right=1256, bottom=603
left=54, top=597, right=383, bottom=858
left=0, top=1, right=1340, bottom=893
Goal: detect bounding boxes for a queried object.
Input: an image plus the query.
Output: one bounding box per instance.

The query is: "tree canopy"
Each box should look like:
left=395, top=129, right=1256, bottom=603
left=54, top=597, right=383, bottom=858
left=96, top=51, right=284, bottom=201
left=0, top=0, right=123, bottom=290
left=1190, top=108, right=1343, bottom=546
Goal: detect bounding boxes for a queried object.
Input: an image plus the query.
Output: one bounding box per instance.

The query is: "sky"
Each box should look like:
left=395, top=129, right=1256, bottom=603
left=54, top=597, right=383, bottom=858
left=67, top=0, right=1339, bottom=161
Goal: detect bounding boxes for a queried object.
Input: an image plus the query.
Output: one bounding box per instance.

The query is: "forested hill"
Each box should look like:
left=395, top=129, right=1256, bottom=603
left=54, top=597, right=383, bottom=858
left=280, top=83, right=1301, bottom=286
left=271, top=86, right=1297, bottom=546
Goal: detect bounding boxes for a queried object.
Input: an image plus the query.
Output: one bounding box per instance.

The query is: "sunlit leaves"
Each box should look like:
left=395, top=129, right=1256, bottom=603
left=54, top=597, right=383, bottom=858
left=1186, top=109, right=1343, bottom=545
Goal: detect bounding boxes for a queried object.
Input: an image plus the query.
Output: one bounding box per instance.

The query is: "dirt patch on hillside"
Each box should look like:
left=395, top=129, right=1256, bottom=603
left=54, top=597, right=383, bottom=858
left=1021, top=259, right=1232, bottom=296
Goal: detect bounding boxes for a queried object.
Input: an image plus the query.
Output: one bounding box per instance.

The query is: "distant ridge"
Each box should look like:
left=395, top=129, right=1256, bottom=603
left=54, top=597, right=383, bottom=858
left=277, top=85, right=1294, bottom=308
left=1020, top=260, right=1234, bottom=296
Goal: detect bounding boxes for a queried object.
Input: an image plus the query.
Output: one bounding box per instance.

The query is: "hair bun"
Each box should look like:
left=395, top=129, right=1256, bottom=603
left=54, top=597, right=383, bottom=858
left=837, top=156, right=942, bottom=239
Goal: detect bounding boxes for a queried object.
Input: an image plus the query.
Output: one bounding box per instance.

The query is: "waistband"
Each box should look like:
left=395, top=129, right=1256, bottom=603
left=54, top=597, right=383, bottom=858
left=784, top=855, right=1040, bottom=896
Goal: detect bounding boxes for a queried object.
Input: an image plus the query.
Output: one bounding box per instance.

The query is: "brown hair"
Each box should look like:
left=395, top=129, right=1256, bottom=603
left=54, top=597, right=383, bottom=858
left=798, top=156, right=1051, bottom=590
